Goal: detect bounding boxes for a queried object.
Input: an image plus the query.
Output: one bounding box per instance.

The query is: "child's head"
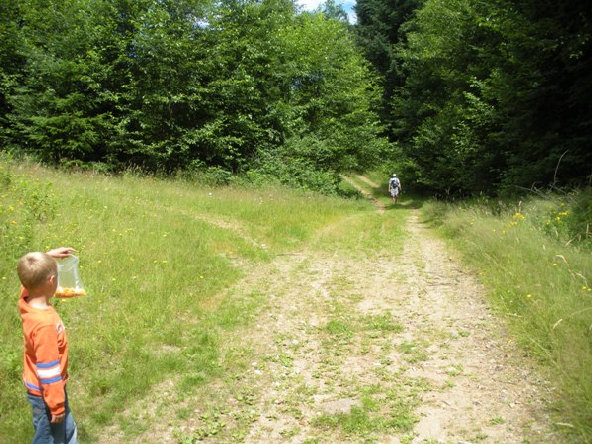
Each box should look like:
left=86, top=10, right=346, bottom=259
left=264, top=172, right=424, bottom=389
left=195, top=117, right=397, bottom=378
left=17, top=252, right=58, bottom=293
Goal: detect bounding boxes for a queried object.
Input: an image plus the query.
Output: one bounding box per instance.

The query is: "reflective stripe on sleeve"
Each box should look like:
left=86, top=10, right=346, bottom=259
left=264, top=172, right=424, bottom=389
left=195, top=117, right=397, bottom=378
left=40, top=375, right=62, bottom=384
left=36, top=360, right=60, bottom=369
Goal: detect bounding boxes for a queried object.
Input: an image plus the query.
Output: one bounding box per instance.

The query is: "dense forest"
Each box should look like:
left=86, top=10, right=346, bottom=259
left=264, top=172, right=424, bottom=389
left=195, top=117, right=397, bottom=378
left=1, top=0, right=591, bottom=196
left=357, top=0, right=592, bottom=195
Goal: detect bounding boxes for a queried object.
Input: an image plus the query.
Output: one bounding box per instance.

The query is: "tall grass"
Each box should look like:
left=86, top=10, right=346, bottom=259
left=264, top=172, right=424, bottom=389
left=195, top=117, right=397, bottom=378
left=0, top=161, right=368, bottom=443
left=423, top=192, right=592, bottom=442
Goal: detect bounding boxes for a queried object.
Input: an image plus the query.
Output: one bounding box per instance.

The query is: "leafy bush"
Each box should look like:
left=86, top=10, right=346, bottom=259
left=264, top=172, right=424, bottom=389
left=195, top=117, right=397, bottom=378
left=248, top=141, right=341, bottom=194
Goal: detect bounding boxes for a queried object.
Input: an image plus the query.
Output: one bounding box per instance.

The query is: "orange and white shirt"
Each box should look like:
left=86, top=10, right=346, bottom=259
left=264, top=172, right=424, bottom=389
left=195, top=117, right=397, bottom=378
left=19, top=288, right=69, bottom=416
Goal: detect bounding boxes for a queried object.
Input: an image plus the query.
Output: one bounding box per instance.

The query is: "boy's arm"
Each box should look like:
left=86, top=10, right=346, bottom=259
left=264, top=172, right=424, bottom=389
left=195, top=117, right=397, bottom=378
left=46, top=247, right=76, bottom=259
left=33, top=324, right=66, bottom=419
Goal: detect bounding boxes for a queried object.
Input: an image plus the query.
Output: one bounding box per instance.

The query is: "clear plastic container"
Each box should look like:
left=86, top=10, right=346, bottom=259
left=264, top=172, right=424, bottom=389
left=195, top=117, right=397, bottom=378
left=55, top=255, right=86, bottom=298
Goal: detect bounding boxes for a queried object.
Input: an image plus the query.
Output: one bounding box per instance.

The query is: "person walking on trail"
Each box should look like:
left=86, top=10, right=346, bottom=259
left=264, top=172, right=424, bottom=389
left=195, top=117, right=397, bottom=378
left=389, top=174, right=402, bottom=204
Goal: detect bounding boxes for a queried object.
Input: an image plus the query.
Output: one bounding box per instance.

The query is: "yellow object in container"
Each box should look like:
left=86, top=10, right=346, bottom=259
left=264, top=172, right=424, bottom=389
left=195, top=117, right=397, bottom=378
left=56, top=255, right=86, bottom=298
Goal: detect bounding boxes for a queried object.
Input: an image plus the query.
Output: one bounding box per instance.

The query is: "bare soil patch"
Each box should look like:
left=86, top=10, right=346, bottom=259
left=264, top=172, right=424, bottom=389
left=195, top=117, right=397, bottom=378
left=105, top=185, right=558, bottom=443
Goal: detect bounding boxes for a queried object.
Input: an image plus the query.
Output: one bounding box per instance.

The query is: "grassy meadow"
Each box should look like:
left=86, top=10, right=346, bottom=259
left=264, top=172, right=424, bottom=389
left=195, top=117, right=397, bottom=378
left=0, top=161, right=371, bottom=442
left=3, top=159, right=592, bottom=442
left=423, top=193, right=592, bottom=441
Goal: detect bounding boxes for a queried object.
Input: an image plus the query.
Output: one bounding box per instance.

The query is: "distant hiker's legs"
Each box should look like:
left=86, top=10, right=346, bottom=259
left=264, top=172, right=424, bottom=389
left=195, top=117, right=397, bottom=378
left=391, top=188, right=399, bottom=204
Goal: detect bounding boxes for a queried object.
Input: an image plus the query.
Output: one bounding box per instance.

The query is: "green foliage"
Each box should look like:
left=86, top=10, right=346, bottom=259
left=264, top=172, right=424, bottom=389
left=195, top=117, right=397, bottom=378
left=358, top=0, right=592, bottom=196
left=354, top=0, right=421, bottom=132
left=0, top=0, right=387, bottom=187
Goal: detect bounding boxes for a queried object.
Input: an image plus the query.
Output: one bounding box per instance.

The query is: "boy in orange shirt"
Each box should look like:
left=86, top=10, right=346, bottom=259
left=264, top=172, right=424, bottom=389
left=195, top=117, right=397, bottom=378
left=17, top=247, right=78, bottom=444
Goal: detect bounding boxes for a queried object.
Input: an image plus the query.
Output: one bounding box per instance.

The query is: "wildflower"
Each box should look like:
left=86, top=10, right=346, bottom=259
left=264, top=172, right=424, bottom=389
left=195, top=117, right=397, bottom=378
left=512, top=212, right=526, bottom=221
left=526, top=294, right=532, bottom=298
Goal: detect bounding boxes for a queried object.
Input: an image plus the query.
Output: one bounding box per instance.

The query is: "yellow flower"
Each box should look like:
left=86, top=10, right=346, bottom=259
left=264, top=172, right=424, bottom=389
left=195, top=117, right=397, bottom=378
left=526, top=294, right=532, bottom=298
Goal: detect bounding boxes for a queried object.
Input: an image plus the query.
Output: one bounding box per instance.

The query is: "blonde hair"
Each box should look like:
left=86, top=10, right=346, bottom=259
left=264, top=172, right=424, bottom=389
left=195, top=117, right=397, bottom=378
left=17, top=252, right=57, bottom=291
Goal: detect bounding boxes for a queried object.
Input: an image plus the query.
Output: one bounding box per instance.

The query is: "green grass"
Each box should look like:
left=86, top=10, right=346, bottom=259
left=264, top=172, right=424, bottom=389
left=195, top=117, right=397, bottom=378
left=0, top=161, right=368, bottom=443
left=311, top=379, right=422, bottom=439
left=422, top=194, right=592, bottom=442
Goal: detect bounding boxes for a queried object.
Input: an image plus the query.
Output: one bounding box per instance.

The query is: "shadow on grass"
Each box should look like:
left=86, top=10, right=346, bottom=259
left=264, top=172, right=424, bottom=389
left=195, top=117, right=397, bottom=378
left=384, top=196, right=424, bottom=210
left=343, top=175, right=425, bottom=211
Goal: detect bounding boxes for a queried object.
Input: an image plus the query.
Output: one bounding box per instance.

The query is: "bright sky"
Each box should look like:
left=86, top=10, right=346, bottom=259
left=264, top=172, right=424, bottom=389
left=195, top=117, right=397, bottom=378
left=297, top=0, right=357, bottom=23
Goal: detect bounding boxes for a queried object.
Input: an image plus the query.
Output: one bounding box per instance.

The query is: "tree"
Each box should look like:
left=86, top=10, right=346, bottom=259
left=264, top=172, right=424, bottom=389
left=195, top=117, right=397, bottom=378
left=0, top=0, right=388, bottom=191
left=354, top=0, right=421, bottom=135
left=386, top=0, right=592, bottom=195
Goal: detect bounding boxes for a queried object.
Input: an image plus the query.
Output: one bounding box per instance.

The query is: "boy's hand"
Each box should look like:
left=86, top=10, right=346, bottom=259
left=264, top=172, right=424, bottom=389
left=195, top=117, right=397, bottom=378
left=51, top=413, right=65, bottom=424
left=46, top=247, right=76, bottom=259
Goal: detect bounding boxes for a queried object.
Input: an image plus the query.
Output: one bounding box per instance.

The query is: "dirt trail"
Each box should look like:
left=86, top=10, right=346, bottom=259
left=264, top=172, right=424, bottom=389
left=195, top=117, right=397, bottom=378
left=235, top=216, right=555, bottom=443
left=111, top=178, right=558, bottom=443
left=341, top=175, right=386, bottom=214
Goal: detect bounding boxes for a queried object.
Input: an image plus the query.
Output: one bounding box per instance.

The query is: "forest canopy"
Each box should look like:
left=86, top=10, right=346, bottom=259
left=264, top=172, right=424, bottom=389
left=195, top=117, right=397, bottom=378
left=0, top=0, right=387, bottom=192
left=1, top=0, right=591, bottom=196
left=356, top=0, right=592, bottom=195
